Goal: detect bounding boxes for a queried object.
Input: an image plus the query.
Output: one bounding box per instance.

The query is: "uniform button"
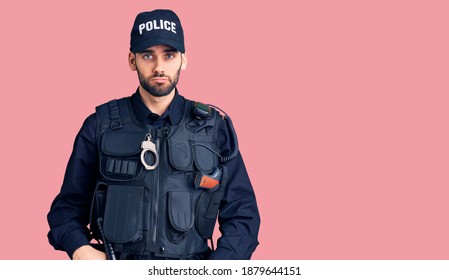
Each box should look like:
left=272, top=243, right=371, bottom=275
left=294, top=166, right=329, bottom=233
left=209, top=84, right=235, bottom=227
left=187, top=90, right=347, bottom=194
left=160, top=246, right=165, bottom=252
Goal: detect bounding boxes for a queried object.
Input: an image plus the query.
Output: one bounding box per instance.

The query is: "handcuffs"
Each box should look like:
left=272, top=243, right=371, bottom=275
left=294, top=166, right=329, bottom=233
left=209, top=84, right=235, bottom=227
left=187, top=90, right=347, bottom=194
left=140, top=134, right=159, bottom=170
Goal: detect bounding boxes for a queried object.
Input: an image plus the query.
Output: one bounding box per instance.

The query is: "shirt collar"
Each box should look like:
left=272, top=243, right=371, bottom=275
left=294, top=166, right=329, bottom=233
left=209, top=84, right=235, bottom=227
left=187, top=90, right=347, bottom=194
left=130, top=88, right=185, bottom=126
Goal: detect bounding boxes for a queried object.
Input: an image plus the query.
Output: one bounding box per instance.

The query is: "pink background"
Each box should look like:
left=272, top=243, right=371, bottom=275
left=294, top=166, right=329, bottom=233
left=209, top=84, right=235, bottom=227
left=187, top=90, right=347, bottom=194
left=0, top=0, right=448, bottom=259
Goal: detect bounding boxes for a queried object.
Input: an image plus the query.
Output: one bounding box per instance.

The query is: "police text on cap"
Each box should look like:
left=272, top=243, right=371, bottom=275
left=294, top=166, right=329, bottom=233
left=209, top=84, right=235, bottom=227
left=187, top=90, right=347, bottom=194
left=139, top=20, right=177, bottom=35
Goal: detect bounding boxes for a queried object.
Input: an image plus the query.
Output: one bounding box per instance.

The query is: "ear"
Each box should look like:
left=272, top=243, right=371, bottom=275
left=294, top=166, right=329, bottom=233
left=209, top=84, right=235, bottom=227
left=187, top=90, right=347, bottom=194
left=128, top=52, right=137, bottom=71
left=181, top=53, right=187, bottom=70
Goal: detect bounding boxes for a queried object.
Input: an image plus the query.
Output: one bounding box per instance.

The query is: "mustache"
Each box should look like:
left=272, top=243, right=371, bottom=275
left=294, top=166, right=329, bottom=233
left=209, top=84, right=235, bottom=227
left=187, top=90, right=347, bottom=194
left=151, top=73, right=166, bottom=78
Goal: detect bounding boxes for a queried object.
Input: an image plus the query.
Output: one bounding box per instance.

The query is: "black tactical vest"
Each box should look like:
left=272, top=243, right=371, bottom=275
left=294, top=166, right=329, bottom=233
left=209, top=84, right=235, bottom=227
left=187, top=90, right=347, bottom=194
left=90, top=97, right=227, bottom=259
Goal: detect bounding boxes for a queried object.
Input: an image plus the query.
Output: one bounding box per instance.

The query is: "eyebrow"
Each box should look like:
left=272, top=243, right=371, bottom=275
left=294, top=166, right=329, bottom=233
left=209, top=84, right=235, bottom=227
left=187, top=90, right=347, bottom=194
left=141, top=47, right=178, bottom=54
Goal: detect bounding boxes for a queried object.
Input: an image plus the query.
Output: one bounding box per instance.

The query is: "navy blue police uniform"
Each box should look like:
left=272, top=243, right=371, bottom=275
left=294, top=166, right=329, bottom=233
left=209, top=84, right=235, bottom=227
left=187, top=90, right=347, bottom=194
left=47, top=9, right=260, bottom=260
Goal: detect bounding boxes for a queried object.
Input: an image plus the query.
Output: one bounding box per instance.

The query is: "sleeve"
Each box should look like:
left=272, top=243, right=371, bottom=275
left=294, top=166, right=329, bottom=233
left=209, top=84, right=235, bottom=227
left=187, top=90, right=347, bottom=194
left=208, top=119, right=261, bottom=260
left=47, top=113, right=98, bottom=258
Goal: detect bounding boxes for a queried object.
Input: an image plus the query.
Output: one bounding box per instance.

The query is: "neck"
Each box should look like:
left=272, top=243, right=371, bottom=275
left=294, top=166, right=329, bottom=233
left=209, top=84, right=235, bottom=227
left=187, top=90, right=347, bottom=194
left=138, top=86, right=176, bottom=116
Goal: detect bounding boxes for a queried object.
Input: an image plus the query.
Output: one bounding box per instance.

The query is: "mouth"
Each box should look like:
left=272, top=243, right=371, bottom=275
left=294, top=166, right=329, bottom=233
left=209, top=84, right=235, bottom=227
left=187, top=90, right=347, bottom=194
left=150, top=77, right=168, bottom=83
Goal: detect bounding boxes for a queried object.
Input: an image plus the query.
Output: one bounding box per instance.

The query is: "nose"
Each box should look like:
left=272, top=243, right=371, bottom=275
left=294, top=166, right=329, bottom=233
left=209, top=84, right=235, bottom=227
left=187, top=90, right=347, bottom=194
left=153, top=57, right=165, bottom=74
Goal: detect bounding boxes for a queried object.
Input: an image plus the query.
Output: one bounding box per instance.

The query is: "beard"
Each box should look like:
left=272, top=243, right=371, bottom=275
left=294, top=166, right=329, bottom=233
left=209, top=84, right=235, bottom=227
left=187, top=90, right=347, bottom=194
left=136, top=65, right=181, bottom=97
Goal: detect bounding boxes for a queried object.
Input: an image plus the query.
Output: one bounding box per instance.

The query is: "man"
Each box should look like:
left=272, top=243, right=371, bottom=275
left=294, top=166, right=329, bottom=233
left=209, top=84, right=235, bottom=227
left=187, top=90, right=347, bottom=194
left=47, top=9, right=260, bottom=260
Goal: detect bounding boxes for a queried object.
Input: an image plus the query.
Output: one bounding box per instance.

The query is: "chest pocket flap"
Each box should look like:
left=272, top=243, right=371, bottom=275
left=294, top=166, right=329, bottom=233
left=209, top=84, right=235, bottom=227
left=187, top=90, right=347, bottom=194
left=100, top=132, right=147, bottom=180
left=168, top=138, right=193, bottom=171
left=193, top=141, right=218, bottom=174
left=101, top=132, right=146, bottom=156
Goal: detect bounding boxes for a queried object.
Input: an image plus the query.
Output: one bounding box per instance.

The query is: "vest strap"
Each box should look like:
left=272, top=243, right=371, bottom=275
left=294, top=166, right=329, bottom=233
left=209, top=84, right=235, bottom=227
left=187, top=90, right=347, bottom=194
left=108, top=100, right=123, bottom=130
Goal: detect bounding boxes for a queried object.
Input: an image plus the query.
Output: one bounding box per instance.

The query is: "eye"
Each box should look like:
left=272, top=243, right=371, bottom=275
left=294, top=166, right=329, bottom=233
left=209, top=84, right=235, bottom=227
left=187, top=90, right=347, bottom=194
left=165, top=53, right=175, bottom=59
left=143, top=54, right=153, bottom=60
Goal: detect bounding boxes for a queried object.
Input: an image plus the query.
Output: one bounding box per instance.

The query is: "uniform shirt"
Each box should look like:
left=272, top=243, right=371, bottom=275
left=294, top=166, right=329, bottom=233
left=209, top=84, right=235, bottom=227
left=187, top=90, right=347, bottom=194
left=47, top=89, right=260, bottom=259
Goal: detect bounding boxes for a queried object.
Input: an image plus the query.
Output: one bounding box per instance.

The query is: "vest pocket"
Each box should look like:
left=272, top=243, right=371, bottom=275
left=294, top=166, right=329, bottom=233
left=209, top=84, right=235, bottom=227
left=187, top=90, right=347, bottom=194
left=103, top=185, right=144, bottom=243
left=166, top=191, right=194, bottom=243
left=168, top=138, right=193, bottom=171
left=100, top=132, right=146, bottom=181
left=167, top=139, right=219, bottom=175
left=193, top=141, right=218, bottom=174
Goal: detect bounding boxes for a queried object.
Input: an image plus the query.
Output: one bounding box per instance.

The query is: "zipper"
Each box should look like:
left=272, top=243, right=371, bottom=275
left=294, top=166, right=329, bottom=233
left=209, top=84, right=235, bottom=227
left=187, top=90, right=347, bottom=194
left=152, top=132, right=160, bottom=243
left=151, top=127, right=168, bottom=244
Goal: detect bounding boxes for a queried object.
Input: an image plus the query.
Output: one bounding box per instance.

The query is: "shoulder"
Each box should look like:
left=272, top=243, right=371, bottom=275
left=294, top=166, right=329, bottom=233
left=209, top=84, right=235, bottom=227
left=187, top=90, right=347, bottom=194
left=94, top=97, right=132, bottom=129
left=77, top=113, right=97, bottom=144
left=185, top=98, right=222, bottom=121
left=95, top=96, right=131, bottom=112
left=77, top=97, right=133, bottom=143
left=84, top=112, right=96, bottom=126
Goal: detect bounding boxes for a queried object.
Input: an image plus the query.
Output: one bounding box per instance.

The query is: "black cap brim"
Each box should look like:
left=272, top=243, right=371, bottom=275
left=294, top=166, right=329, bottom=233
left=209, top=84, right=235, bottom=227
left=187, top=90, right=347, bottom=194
left=131, top=37, right=185, bottom=53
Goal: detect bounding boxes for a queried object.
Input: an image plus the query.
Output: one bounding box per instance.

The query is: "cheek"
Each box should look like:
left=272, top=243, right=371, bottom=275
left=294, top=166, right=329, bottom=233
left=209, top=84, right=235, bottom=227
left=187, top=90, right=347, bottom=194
left=135, top=63, right=153, bottom=77
left=169, top=60, right=184, bottom=74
